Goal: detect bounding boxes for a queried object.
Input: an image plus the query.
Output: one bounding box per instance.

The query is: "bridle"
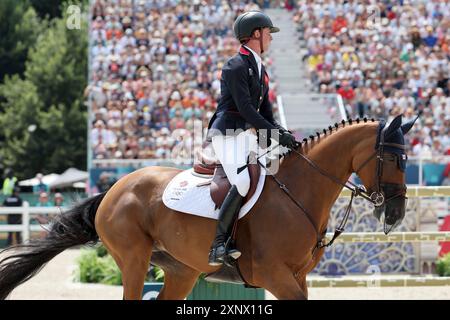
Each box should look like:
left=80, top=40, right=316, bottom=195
left=266, top=123, right=408, bottom=255
left=354, top=124, right=408, bottom=233
left=355, top=124, right=407, bottom=200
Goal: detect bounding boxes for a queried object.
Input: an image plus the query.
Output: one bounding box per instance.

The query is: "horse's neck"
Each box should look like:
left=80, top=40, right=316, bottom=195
left=277, top=123, right=378, bottom=233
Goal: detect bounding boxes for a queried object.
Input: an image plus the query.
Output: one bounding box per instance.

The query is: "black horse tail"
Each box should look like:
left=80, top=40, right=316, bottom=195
left=0, top=192, right=107, bottom=300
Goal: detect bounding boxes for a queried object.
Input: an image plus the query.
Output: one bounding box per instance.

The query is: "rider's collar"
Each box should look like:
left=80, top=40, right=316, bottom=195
left=239, top=46, right=250, bottom=56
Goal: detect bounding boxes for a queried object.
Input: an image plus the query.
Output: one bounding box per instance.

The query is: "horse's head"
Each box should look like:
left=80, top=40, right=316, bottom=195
left=355, top=114, right=418, bottom=233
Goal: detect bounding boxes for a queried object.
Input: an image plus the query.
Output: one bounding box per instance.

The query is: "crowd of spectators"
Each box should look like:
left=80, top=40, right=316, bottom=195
left=295, top=0, right=450, bottom=157
left=86, top=0, right=280, bottom=162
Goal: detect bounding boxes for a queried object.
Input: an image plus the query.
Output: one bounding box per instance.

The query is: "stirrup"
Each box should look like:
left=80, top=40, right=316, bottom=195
left=227, top=248, right=241, bottom=260
left=225, top=238, right=241, bottom=260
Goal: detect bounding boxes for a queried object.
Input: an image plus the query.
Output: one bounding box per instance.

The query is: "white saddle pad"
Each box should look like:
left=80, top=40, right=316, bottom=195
left=162, top=167, right=266, bottom=220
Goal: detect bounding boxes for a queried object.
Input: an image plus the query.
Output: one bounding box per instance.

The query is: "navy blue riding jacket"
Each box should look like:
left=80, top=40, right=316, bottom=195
left=207, top=46, right=284, bottom=139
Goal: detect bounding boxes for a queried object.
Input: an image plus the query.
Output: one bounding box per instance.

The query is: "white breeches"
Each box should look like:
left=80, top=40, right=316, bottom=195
left=211, top=129, right=259, bottom=197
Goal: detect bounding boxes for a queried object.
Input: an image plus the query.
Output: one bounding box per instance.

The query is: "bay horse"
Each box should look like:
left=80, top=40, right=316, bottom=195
left=0, top=115, right=416, bottom=300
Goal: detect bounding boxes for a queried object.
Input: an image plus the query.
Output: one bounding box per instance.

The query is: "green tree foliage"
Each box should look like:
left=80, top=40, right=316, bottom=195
left=30, top=0, right=88, bottom=19
left=26, top=12, right=87, bottom=110
left=0, top=1, right=88, bottom=179
left=0, top=0, right=43, bottom=81
left=0, top=76, right=43, bottom=177
left=29, top=0, right=65, bottom=19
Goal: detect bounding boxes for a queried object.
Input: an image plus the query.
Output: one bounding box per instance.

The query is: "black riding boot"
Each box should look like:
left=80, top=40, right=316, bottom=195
left=208, top=185, right=243, bottom=266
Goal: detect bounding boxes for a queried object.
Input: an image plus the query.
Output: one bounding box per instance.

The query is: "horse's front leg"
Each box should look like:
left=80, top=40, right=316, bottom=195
left=254, top=264, right=308, bottom=300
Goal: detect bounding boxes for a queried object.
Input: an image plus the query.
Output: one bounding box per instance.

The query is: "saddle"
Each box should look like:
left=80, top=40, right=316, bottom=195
left=193, top=142, right=260, bottom=209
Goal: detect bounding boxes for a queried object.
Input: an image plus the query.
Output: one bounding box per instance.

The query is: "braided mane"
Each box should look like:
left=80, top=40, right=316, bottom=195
left=299, top=117, right=378, bottom=146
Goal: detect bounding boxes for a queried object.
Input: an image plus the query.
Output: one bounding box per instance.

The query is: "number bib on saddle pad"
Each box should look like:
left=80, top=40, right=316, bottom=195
left=162, top=167, right=266, bottom=220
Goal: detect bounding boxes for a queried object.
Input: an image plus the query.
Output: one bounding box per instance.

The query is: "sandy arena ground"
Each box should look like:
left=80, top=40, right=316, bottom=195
left=3, top=249, right=450, bottom=300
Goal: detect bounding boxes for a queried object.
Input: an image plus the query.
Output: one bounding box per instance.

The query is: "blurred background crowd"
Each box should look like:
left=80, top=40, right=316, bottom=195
left=86, top=0, right=280, bottom=161
left=295, top=0, right=449, bottom=157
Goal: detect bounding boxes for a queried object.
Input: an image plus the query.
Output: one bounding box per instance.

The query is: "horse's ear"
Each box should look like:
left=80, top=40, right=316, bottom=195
left=385, top=114, right=402, bottom=136
left=401, top=113, right=421, bottom=135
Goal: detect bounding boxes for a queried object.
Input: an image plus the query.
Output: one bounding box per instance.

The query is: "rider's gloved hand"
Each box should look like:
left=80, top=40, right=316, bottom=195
left=278, top=130, right=298, bottom=149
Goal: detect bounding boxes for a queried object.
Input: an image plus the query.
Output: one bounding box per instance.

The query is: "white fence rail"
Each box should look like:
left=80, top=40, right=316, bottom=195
left=339, top=186, right=450, bottom=197
left=306, top=275, right=450, bottom=288
left=0, top=202, right=63, bottom=242
left=325, top=231, right=450, bottom=243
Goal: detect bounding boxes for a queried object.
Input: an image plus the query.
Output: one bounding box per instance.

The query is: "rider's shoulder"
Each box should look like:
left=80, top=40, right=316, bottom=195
left=223, top=54, right=248, bottom=72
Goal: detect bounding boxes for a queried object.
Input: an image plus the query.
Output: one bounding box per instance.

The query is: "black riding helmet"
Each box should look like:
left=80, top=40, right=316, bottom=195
left=233, top=11, right=280, bottom=42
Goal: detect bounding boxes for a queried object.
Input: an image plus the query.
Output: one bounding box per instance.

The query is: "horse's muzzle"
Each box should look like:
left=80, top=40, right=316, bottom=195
left=373, top=183, right=407, bottom=228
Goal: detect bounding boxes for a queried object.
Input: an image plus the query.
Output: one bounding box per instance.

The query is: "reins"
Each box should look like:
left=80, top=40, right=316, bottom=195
left=270, top=147, right=372, bottom=256
left=264, top=125, right=406, bottom=256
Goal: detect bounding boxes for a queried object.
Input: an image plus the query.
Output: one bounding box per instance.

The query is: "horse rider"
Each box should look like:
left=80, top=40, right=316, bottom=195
left=206, top=11, right=297, bottom=266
